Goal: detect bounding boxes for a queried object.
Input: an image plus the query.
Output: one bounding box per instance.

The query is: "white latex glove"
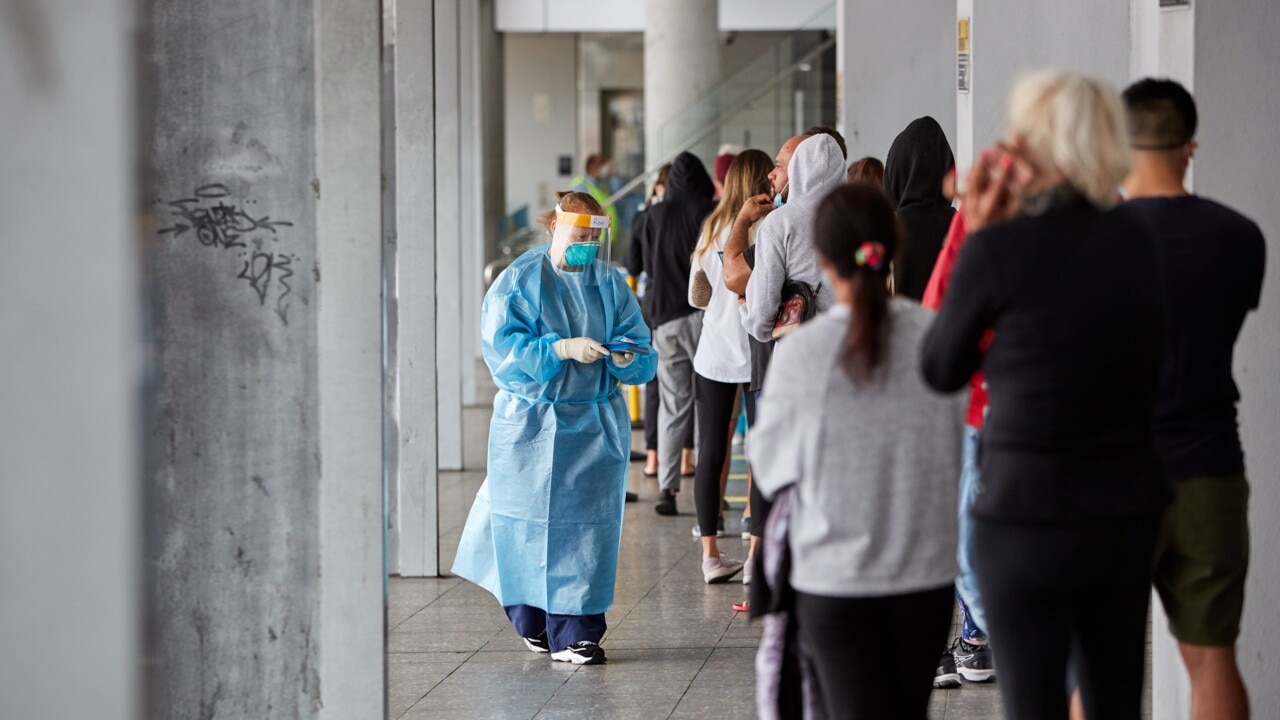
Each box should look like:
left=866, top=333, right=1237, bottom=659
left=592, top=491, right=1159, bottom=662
left=610, top=351, right=636, bottom=368
left=554, top=337, right=607, bottom=364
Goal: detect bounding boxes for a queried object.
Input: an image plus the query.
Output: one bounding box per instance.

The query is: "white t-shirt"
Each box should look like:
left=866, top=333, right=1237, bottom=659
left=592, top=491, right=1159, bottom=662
left=689, top=226, right=752, bottom=383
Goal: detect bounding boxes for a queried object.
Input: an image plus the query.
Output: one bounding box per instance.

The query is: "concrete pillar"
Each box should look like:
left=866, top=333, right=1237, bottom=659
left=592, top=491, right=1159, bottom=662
left=1161, top=2, right=1280, bottom=716
left=435, top=0, right=464, bottom=471
left=144, top=0, right=383, bottom=715
left=1, top=2, right=139, bottom=719
left=644, top=0, right=720, bottom=166
left=837, top=0, right=954, bottom=161
left=315, top=0, right=385, bottom=714
left=385, top=0, right=441, bottom=577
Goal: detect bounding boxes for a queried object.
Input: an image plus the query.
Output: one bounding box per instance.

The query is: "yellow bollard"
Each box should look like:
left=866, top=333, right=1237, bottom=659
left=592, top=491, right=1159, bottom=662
left=625, top=274, right=642, bottom=424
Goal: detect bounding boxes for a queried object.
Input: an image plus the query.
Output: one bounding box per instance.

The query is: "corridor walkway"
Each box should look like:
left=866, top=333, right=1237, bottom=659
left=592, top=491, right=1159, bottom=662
left=388, top=426, right=1015, bottom=719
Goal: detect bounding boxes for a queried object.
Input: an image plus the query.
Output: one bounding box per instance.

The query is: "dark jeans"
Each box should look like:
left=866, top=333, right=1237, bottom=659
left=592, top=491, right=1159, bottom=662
left=795, top=586, right=953, bottom=720
left=693, top=374, right=754, bottom=536
left=972, top=517, right=1159, bottom=720
left=503, top=604, right=607, bottom=653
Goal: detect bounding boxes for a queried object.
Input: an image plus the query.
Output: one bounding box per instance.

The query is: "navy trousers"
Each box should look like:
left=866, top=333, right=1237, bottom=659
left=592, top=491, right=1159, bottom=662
left=504, top=604, right=607, bottom=653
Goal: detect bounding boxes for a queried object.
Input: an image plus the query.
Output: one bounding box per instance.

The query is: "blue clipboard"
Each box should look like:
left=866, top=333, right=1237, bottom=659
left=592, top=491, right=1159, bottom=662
left=603, top=341, right=652, bottom=356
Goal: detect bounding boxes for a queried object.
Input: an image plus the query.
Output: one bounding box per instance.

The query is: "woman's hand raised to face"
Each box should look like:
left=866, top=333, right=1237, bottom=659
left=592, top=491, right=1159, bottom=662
left=960, top=141, right=1038, bottom=233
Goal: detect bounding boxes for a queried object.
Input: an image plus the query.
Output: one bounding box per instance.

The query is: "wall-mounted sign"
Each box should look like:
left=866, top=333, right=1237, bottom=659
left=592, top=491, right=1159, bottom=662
left=957, top=18, right=971, bottom=93
left=1160, top=0, right=1189, bottom=6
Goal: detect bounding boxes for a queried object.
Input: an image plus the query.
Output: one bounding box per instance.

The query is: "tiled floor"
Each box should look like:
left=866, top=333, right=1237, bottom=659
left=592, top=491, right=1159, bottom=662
left=389, top=391, right=1150, bottom=719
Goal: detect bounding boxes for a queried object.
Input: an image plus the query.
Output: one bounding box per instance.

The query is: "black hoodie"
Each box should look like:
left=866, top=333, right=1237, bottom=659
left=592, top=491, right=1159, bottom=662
left=885, top=117, right=956, bottom=301
left=632, top=152, right=716, bottom=327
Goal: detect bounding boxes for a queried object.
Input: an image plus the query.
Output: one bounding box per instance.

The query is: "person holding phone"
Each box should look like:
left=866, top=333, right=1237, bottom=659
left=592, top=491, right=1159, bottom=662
left=452, top=192, right=658, bottom=666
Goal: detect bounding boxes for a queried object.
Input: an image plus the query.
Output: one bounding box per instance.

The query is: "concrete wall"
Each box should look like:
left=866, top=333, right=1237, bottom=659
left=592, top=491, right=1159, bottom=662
left=965, top=0, right=1130, bottom=155
left=838, top=0, right=954, bottom=161
left=495, top=0, right=834, bottom=32
left=506, top=29, right=820, bottom=222
left=145, top=0, right=384, bottom=713
left=1193, top=2, right=1280, bottom=715
left=504, top=33, right=578, bottom=218
left=1, top=2, right=139, bottom=718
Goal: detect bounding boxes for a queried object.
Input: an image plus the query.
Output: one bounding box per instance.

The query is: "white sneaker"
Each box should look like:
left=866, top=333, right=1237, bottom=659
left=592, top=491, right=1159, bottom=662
left=702, top=553, right=744, bottom=584
left=550, top=640, right=606, bottom=665
left=742, top=558, right=753, bottom=585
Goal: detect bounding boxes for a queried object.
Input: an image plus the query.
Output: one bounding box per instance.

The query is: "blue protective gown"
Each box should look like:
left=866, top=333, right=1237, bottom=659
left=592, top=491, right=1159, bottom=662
left=452, top=246, right=658, bottom=616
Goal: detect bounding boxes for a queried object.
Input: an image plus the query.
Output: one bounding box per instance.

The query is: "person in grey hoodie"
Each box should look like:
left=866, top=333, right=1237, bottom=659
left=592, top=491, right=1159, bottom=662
left=738, top=132, right=847, bottom=344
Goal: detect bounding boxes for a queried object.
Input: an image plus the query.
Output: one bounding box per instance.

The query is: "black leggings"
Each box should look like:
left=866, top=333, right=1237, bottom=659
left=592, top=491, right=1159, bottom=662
left=795, top=586, right=953, bottom=720
left=972, top=517, right=1159, bottom=720
left=693, top=374, right=754, bottom=536
left=747, top=390, right=769, bottom=537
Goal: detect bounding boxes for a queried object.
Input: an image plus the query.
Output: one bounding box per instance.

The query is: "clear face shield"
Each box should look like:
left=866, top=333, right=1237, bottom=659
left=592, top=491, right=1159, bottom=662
left=548, top=204, right=612, bottom=271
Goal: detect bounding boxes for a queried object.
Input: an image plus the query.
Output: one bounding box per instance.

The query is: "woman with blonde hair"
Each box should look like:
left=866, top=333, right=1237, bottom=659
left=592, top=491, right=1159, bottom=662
left=922, top=69, right=1167, bottom=718
left=688, top=149, right=773, bottom=582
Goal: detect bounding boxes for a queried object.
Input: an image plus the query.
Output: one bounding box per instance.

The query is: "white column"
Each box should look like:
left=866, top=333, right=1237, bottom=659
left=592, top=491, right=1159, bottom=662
left=0, top=2, right=139, bottom=719
left=1174, top=2, right=1280, bottom=716
left=315, top=0, right=385, bottom=715
left=387, top=0, right=440, bottom=577
left=644, top=0, right=720, bottom=165
left=435, top=0, right=464, bottom=471
left=838, top=0, right=955, bottom=160
left=459, top=0, right=486, bottom=409
left=1128, top=5, right=1197, bottom=716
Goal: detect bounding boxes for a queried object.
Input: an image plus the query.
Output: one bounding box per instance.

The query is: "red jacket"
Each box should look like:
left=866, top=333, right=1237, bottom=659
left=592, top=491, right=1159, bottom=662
left=921, top=211, right=990, bottom=429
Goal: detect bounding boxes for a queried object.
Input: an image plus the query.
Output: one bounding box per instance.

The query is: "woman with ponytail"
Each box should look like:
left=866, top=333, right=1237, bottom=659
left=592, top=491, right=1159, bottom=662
left=750, top=183, right=965, bottom=719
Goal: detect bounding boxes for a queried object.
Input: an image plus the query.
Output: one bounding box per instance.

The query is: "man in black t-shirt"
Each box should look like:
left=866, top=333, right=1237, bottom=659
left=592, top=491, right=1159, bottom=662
left=1123, top=78, right=1266, bottom=720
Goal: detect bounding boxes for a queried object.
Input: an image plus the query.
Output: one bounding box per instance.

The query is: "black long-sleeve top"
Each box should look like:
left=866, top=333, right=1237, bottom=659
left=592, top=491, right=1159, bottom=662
left=631, top=152, right=715, bottom=328
left=920, top=193, right=1170, bottom=524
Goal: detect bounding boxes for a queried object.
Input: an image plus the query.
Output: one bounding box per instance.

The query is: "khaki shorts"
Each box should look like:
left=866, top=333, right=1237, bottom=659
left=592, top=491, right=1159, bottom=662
left=1152, top=475, right=1250, bottom=646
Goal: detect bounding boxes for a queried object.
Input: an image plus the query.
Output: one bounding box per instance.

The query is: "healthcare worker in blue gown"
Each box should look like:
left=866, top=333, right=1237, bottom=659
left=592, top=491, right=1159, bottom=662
left=453, top=192, right=658, bottom=666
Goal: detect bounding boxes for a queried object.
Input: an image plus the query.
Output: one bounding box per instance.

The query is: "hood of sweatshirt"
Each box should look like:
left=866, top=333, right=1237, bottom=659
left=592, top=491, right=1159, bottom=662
left=664, top=151, right=715, bottom=203
left=884, top=117, right=955, bottom=210
left=737, top=134, right=845, bottom=343
left=785, top=134, right=848, bottom=205
left=636, top=151, right=716, bottom=327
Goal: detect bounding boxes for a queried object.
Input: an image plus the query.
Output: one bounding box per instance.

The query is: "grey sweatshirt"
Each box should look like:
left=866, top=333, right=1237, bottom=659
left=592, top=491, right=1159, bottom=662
left=750, top=300, right=966, bottom=597
left=739, top=133, right=847, bottom=342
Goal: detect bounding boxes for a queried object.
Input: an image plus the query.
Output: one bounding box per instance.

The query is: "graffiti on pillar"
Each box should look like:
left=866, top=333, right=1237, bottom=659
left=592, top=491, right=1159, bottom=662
left=156, top=183, right=300, bottom=326
left=237, top=250, right=298, bottom=325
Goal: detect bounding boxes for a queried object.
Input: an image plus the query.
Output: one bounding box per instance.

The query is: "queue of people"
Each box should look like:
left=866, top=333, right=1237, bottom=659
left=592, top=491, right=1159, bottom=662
left=452, top=70, right=1265, bottom=719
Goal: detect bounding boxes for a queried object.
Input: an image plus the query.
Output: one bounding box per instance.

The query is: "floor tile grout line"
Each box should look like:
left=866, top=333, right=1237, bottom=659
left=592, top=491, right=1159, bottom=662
left=399, top=621, right=509, bottom=717
left=601, top=529, right=698, bottom=642
left=395, top=648, right=480, bottom=719
left=388, top=578, right=464, bottom=632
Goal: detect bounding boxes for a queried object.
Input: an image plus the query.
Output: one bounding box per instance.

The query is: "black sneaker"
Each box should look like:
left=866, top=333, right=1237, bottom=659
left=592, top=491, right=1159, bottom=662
left=521, top=632, right=550, bottom=654
left=933, top=643, right=962, bottom=689
left=550, top=640, right=606, bottom=665
left=624, top=491, right=638, bottom=503
left=654, top=489, right=677, bottom=516
left=955, top=637, right=996, bottom=682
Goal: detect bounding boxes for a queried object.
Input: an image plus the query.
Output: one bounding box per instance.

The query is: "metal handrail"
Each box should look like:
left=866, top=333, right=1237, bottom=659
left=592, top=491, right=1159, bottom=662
left=605, top=34, right=836, bottom=207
